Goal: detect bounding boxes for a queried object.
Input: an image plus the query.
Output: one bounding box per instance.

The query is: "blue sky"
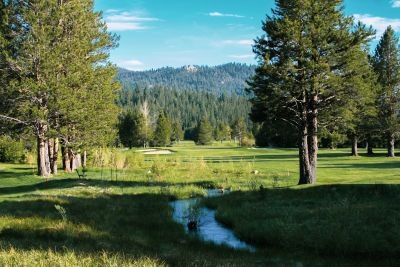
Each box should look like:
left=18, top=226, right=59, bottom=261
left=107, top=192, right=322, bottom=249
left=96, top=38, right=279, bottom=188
left=94, top=0, right=400, bottom=71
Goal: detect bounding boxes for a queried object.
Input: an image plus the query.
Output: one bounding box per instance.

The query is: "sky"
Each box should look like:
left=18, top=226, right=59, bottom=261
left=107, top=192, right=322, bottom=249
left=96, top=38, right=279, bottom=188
left=94, top=0, right=400, bottom=71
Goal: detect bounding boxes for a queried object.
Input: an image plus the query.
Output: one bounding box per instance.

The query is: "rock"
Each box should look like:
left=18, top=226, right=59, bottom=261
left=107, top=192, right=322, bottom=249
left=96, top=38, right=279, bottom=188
left=187, top=220, right=198, bottom=231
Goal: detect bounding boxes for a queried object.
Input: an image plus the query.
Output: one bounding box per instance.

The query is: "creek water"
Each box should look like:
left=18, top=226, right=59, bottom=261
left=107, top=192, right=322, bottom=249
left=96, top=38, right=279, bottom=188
left=169, top=189, right=256, bottom=252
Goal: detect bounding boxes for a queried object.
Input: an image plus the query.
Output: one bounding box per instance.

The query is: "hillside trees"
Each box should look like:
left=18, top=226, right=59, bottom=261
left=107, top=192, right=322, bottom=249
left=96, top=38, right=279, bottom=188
left=117, top=86, right=251, bottom=132
left=0, top=0, right=119, bottom=176
left=372, top=26, right=400, bottom=157
left=248, top=0, right=374, bottom=184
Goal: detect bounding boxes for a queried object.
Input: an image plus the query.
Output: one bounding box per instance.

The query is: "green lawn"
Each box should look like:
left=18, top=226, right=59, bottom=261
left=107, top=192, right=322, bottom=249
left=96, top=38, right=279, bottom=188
left=0, top=142, right=399, bottom=266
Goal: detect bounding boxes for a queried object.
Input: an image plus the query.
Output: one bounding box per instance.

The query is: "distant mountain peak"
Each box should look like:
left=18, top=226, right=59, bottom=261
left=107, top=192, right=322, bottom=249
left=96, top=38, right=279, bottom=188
left=184, top=65, right=198, bottom=73
left=117, top=63, right=256, bottom=95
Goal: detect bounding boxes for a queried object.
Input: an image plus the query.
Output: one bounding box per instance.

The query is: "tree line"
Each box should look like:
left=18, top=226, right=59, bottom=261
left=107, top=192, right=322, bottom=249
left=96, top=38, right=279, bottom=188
left=117, top=85, right=252, bottom=131
left=117, top=105, right=254, bottom=147
left=248, top=0, right=400, bottom=184
left=0, top=0, right=119, bottom=176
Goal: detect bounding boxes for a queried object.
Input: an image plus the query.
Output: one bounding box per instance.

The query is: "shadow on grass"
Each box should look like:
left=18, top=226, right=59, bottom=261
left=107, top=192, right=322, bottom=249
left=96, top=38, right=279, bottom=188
left=0, top=193, right=268, bottom=266
left=1, top=185, right=398, bottom=266
left=0, top=178, right=219, bottom=196
left=0, top=171, right=34, bottom=179
left=204, top=184, right=400, bottom=263
left=320, top=161, right=400, bottom=169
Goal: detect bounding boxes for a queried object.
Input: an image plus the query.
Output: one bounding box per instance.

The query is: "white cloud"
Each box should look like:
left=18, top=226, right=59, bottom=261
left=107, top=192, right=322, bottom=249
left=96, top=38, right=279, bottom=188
left=222, top=39, right=253, bottom=46
left=105, top=9, right=120, bottom=14
left=229, top=54, right=254, bottom=59
left=107, top=22, right=146, bottom=31
left=392, top=0, right=400, bottom=7
left=353, top=14, right=400, bottom=38
left=209, top=12, right=244, bottom=18
left=118, top=59, right=144, bottom=71
left=106, top=13, right=159, bottom=22
left=104, top=11, right=159, bottom=31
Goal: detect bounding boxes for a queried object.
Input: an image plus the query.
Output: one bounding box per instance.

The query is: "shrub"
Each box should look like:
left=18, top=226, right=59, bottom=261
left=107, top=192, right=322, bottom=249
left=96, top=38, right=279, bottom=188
left=0, top=136, right=26, bottom=163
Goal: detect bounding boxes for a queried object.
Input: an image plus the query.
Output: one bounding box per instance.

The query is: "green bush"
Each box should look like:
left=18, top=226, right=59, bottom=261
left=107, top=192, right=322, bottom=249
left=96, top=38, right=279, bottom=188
left=0, top=136, right=26, bottom=163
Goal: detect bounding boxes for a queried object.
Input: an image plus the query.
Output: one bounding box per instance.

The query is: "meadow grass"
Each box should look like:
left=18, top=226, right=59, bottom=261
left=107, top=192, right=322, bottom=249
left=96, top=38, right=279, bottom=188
left=0, top=141, right=399, bottom=266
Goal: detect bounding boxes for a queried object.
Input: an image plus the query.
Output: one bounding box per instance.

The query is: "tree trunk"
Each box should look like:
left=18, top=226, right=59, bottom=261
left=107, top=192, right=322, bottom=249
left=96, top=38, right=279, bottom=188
left=48, top=139, right=54, bottom=173
left=298, top=96, right=318, bottom=185
left=298, top=124, right=317, bottom=185
left=308, top=104, right=318, bottom=184
left=387, top=134, right=395, bottom=157
left=62, top=146, right=71, bottom=173
left=37, top=136, right=49, bottom=177
left=44, top=139, right=51, bottom=174
left=351, top=136, right=358, bottom=156
left=51, top=138, right=59, bottom=175
left=366, top=137, right=374, bottom=155
left=70, top=152, right=81, bottom=171
left=82, top=151, right=87, bottom=167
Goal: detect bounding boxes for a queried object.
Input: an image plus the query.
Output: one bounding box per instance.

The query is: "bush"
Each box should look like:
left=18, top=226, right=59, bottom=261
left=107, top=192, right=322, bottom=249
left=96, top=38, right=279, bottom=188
left=0, top=136, right=26, bottom=163
left=241, top=134, right=255, bottom=147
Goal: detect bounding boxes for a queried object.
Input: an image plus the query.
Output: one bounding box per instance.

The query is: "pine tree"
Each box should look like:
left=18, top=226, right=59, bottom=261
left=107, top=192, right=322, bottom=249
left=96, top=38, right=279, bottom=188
left=372, top=26, right=400, bottom=157
left=215, top=122, right=231, bottom=142
left=195, top=117, right=213, bottom=145
left=153, top=111, right=172, bottom=146
left=118, top=109, right=147, bottom=148
left=248, top=0, right=374, bottom=184
left=0, top=0, right=119, bottom=176
left=171, top=120, right=184, bottom=143
left=232, top=118, right=247, bottom=146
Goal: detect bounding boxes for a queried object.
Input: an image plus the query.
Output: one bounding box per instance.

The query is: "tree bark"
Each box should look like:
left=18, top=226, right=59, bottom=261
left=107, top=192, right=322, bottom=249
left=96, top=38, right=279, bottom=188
left=51, top=138, right=58, bottom=175
left=70, top=152, right=81, bottom=171
left=351, top=136, right=358, bottom=156
left=37, top=136, right=49, bottom=177
left=298, top=123, right=317, bottom=184
left=366, top=138, right=374, bottom=155
left=387, top=134, right=395, bottom=157
left=62, top=146, right=71, bottom=173
left=82, top=151, right=87, bottom=167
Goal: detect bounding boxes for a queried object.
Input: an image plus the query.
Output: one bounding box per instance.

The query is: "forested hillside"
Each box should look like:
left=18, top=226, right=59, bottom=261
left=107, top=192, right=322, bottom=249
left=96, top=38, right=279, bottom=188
left=116, top=63, right=255, bottom=133
left=117, top=63, right=256, bottom=95
left=118, top=86, right=251, bottom=131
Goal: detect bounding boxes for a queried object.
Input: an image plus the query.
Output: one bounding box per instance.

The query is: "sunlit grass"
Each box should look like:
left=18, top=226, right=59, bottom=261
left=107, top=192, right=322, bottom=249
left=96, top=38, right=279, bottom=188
left=0, top=142, right=399, bottom=265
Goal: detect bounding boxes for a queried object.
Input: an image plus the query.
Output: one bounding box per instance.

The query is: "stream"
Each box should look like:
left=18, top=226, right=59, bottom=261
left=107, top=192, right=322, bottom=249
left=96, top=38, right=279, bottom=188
left=169, top=189, right=256, bottom=252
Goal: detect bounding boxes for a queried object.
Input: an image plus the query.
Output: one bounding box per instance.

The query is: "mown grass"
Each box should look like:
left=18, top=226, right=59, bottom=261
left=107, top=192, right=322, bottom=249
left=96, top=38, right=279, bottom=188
left=0, top=141, right=400, bottom=266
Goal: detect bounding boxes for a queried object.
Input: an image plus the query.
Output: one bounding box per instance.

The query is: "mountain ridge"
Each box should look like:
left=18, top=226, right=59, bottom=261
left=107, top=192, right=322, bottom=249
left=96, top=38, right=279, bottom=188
left=116, top=63, right=256, bottom=95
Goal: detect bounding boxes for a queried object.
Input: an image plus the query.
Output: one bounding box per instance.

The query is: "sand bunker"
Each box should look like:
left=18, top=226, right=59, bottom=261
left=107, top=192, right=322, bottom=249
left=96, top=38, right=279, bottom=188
left=143, top=150, right=174, bottom=155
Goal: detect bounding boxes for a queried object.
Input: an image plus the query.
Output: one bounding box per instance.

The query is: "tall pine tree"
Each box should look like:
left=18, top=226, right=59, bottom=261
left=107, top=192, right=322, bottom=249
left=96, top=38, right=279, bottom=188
left=248, top=0, right=374, bottom=184
left=153, top=111, right=171, bottom=147
left=372, top=26, right=400, bottom=157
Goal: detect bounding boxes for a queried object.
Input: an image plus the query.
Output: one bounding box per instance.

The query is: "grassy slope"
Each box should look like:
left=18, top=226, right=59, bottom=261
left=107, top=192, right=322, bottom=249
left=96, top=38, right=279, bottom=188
left=0, top=142, right=399, bottom=266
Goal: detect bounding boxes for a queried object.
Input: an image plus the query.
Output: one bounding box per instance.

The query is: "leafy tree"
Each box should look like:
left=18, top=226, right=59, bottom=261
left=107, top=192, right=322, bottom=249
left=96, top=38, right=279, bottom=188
left=248, top=0, right=374, bottom=184
left=153, top=111, right=172, bottom=146
left=372, top=26, right=400, bottom=157
left=195, top=117, right=213, bottom=145
left=118, top=110, right=147, bottom=148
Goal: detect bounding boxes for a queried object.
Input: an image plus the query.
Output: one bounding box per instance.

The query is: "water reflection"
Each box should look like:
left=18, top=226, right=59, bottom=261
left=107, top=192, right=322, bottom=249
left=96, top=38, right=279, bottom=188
left=170, top=189, right=256, bottom=252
